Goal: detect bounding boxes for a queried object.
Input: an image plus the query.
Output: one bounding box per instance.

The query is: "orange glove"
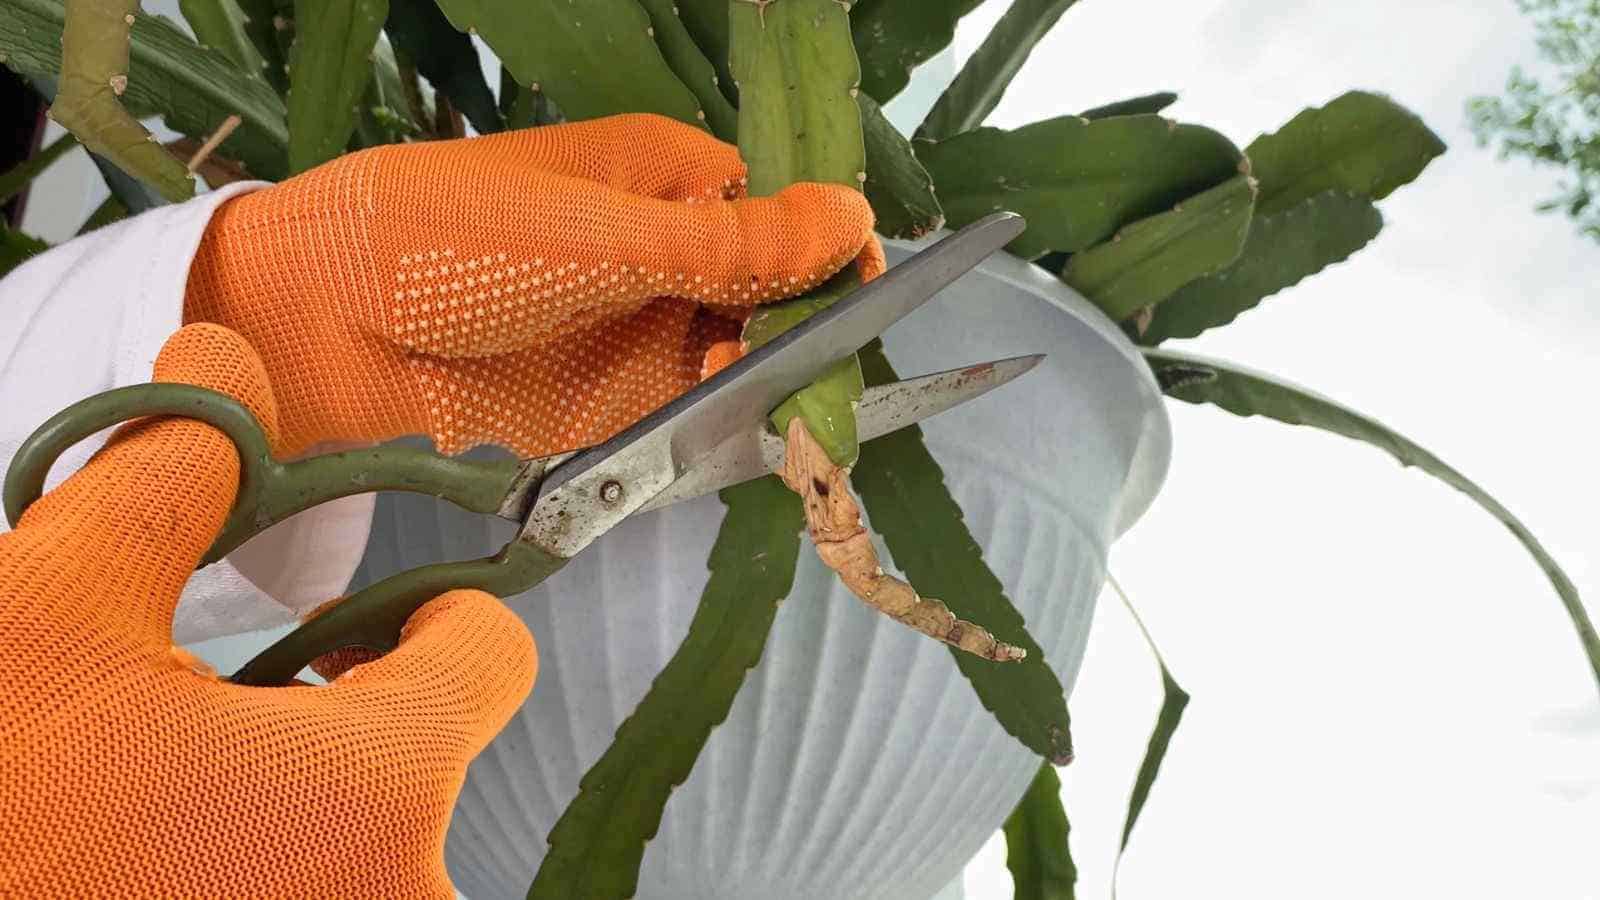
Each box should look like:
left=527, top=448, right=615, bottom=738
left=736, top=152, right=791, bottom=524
left=0, top=324, right=535, bottom=897
left=185, top=113, right=883, bottom=457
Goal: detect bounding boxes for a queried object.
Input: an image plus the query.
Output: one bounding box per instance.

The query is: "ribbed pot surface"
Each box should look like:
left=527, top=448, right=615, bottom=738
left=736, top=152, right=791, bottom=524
left=351, top=244, right=1171, bottom=899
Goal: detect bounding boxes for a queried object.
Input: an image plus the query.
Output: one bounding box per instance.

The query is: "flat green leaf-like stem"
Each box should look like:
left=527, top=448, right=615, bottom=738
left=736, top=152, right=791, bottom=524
left=1003, top=762, right=1077, bottom=900
left=527, top=477, right=804, bottom=900
left=286, top=0, right=387, bottom=174
left=918, top=114, right=1244, bottom=260
left=1, top=227, right=50, bottom=278
left=51, top=0, right=194, bottom=201
left=853, top=343, right=1075, bottom=763
left=178, top=0, right=268, bottom=82
left=636, top=0, right=737, bottom=140
left=86, top=142, right=165, bottom=212
left=1143, top=348, right=1600, bottom=697
left=916, top=0, right=1084, bottom=142
left=731, top=0, right=865, bottom=196
left=385, top=0, right=501, bottom=135
left=770, top=357, right=864, bottom=467
left=860, top=92, right=945, bottom=240
left=433, top=0, right=705, bottom=127
left=499, top=67, right=560, bottom=130
left=365, top=34, right=423, bottom=140
left=1081, top=91, right=1178, bottom=120
left=732, top=0, right=867, bottom=464
left=1062, top=174, right=1257, bottom=322
left=1142, top=190, right=1383, bottom=343
left=230, top=0, right=289, bottom=92
left=1120, top=668, right=1187, bottom=867
left=2, top=0, right=290, bottom=180
left=673, top=0, right=735, bottom=105
left=1105, top=575, right=1188, bottom=895
left=851, top=0, right=986, bottom=104
left=1247, top=90, right=1446, bottom=217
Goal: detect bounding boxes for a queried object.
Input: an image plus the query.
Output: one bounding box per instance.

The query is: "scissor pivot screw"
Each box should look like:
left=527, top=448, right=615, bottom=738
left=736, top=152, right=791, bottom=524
left=600, top=480, right=624, bottom=504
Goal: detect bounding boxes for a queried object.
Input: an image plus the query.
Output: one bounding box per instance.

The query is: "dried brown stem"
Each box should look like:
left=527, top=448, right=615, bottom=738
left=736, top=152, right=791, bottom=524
left=184, top=114, right=242, bottom=174
left=166, top=123, right=251, bottom=190
left=780, top=418, right=1025, bottom=662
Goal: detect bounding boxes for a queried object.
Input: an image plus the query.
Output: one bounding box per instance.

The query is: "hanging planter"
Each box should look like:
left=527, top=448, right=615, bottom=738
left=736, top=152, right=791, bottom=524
left=350, top=241, right=1170, bottom=899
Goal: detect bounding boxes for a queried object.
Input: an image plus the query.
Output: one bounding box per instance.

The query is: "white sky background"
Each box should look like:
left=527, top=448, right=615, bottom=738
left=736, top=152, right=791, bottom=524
left=948, top=1, right=1600, bottom=898
left=17, top=2, right=1597, bottom=897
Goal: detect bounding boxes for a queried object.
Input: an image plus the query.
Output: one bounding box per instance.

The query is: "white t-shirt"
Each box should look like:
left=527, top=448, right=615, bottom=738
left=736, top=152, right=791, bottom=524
left=0, top=185, right=373, bottom=643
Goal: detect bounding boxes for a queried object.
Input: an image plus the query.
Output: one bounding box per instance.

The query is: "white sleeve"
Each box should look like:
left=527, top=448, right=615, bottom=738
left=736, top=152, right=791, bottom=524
left=0, top=184, right=376, bottom=644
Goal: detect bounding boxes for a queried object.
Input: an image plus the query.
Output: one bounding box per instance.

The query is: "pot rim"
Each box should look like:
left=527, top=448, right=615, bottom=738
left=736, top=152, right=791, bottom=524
left=884, top=234, right=1173, bottom=538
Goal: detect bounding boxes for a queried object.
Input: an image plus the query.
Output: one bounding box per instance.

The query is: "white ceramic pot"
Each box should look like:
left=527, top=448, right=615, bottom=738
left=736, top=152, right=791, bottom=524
left=351, top=242, right=1171, bottom=899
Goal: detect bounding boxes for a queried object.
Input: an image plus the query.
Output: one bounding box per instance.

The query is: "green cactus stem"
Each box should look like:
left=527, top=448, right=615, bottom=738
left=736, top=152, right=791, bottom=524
left=1061, top=173, right=1257, bottom=322
left=285, top=0, right=386, bottom=174
left=637, top=0, right=738, bottom=139
left=920, top=114, right=1244, bottom=260
left=731, top=0, right=868, bottom=466
left=432, top=0, right=706, bottom=127
left=52, top=0, right=194, bottom=201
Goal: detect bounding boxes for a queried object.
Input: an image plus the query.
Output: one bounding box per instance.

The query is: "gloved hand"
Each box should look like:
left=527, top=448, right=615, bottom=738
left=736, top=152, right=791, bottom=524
left=185, top=113, right=883, bottom=457
left=0, top=324, right=535, bottom=897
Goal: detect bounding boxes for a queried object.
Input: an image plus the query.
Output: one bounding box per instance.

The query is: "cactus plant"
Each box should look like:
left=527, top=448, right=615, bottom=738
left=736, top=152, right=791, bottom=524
left=1002, top=762, right=1077, bottom=899
left=851, top=0, right=983, bottom=105
left=432, top=0, right=706, bottom=127
left=284, top=0, right=386, bottom=173
left=919, top=114, right=1246, bottom=261
left=1142, top=190, right=1383, bottom=343
left=526, top=475, right=806, bottom=900
left=2, top=2, right=1592, bottom=899
left=1059, top=173, right=1258, bottom=322
left=385, top=0, right=501, bottom=134
left=178, top=0, right=267, bottom=79
left=51, top=0, right=196, bottom=200
left=914, top=0, right=1085, bottom=142
left=2, top=0, right=288, bottom=181
left=636, top=0, right=737, bottom=139
left=730, top=0, right=866, bottom=467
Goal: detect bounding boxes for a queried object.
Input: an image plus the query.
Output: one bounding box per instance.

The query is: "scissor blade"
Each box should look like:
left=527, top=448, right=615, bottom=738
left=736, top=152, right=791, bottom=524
left=532, top=212, right=1026, bottom=518
left=632, top=354, right=1043, bottom=514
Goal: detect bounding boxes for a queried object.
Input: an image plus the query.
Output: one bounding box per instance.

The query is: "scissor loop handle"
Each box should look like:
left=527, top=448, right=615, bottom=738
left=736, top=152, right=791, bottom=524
left=6, top=383, right=560, bottom=686
left=231, top=540, right=568, bottom=686
left=4, top=384, right=525, bottom=567
left=3, top=384, right=277, bottom=549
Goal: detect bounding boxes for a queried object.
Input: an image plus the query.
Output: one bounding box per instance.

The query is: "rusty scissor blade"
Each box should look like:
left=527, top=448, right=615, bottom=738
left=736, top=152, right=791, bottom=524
left=500, top=213, right=1028, bottom=559
left=633, top=352, right=1043, bottom=514
left=494, top=354, right=1043, bottom=522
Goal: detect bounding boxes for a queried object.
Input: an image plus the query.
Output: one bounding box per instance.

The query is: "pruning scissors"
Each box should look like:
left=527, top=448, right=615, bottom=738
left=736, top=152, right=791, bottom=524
left=3, top=213, right=1031, bottom=687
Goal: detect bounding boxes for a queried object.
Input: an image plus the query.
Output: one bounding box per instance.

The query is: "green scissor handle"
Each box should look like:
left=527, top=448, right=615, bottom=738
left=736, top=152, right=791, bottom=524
left=231, top=540, right=567, bottom=686
left=3, top=383, right=566, bottom=686
left=4, top=383, right=524, bottom=562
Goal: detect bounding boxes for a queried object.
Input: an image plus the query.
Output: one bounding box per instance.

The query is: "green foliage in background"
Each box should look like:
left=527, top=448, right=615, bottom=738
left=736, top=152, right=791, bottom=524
left=1470, top=0, right=1600, bottom=240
